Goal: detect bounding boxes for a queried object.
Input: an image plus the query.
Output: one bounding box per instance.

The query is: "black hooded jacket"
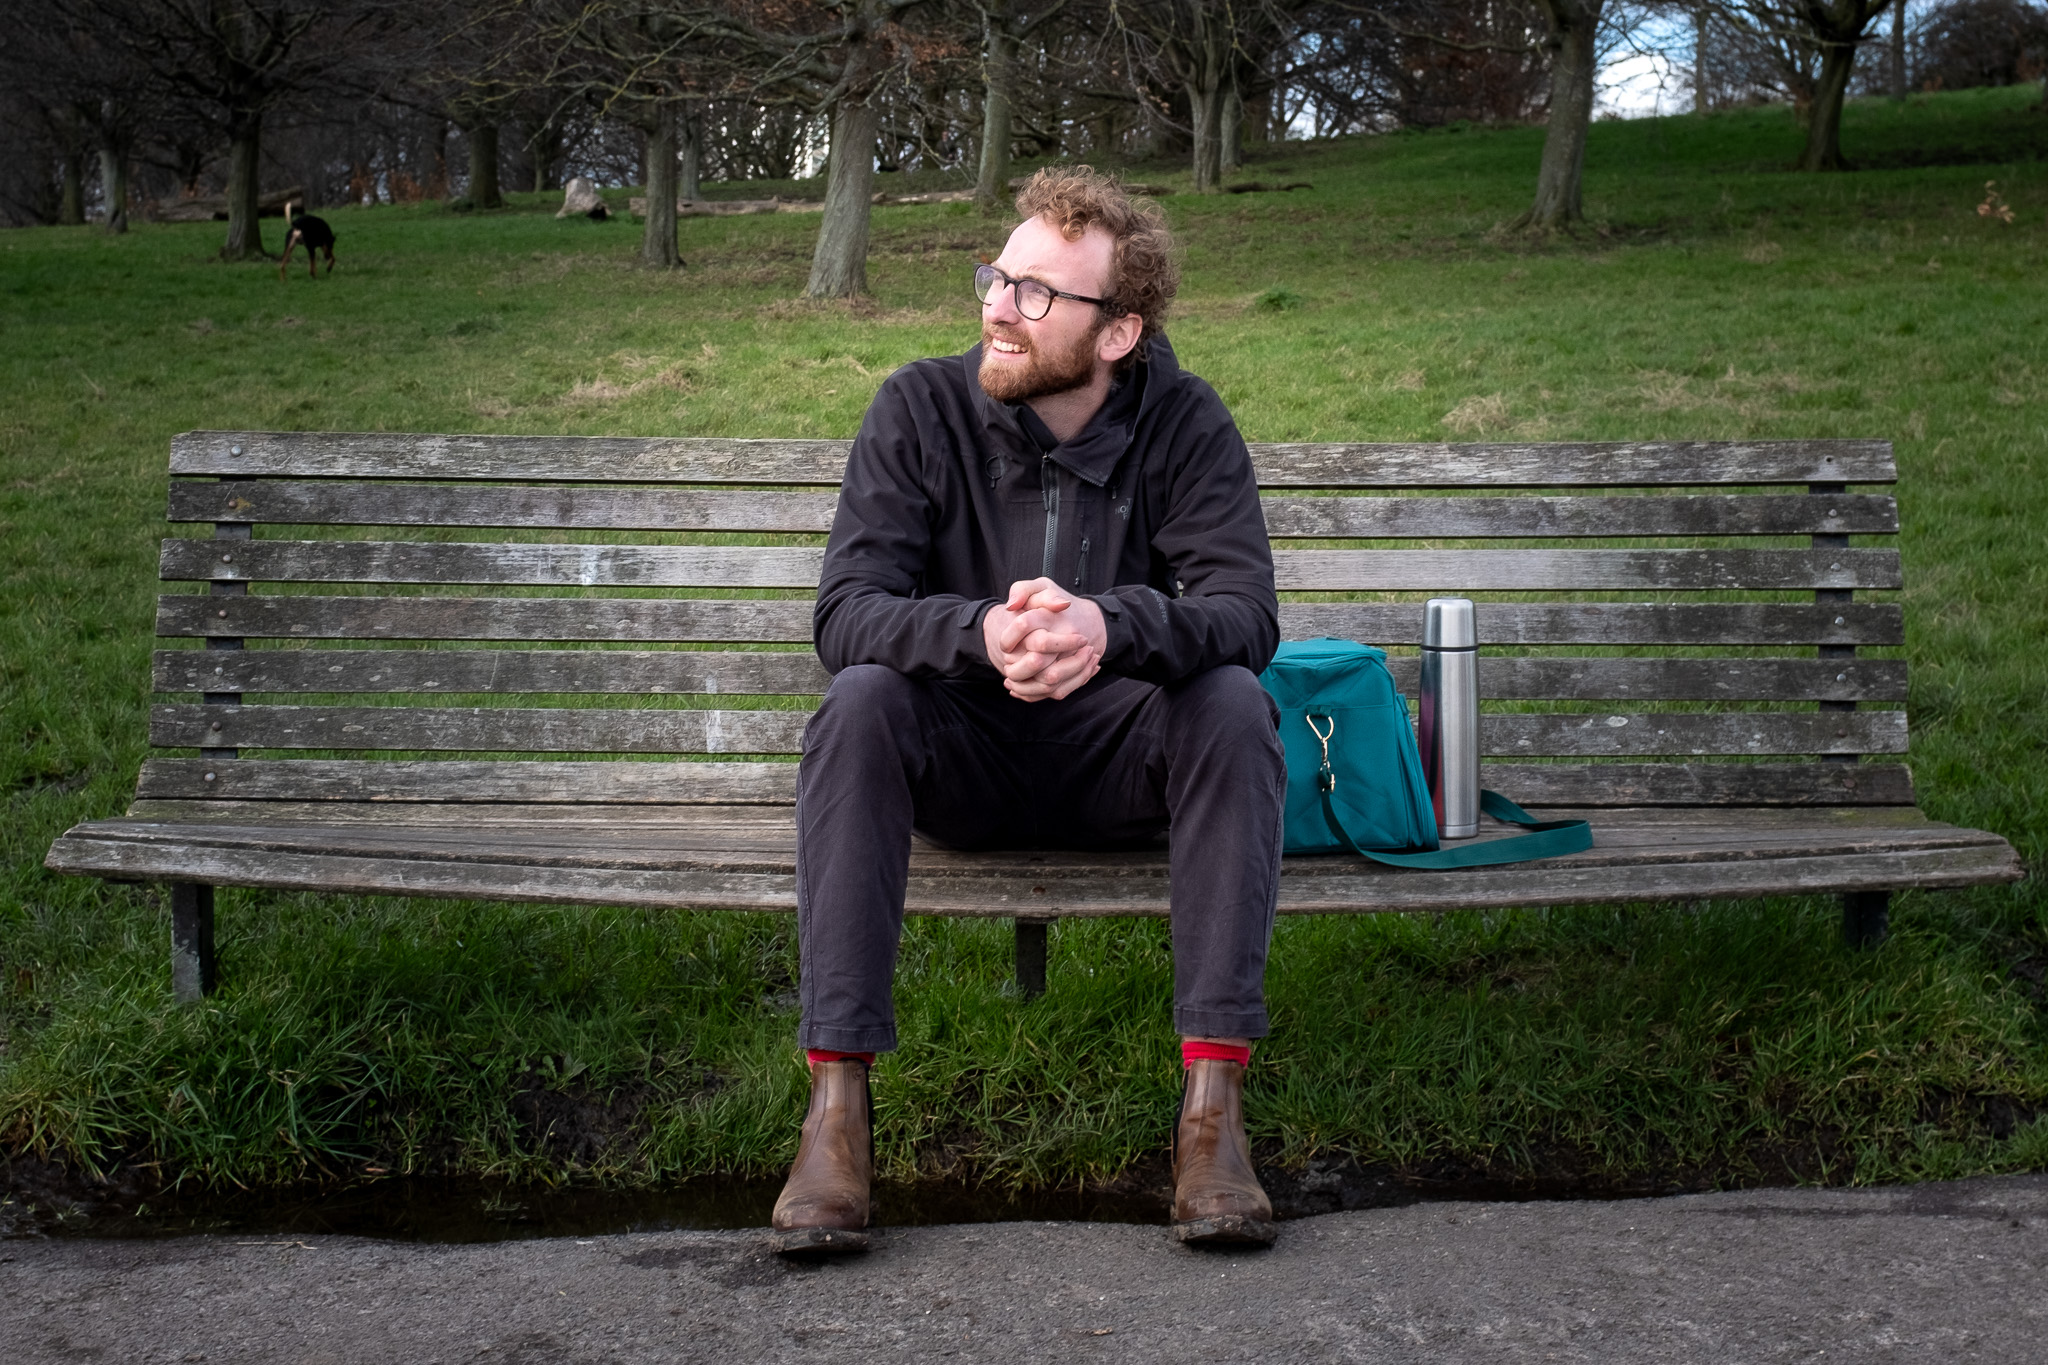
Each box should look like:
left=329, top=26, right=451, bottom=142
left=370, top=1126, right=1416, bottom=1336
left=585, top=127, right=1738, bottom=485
left=813, top=336, right=1279, bottom=685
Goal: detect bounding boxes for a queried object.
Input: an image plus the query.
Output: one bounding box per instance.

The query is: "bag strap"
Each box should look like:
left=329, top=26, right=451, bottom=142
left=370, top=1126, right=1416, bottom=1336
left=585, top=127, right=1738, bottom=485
left=1318, top=783, right=1592, bottom=870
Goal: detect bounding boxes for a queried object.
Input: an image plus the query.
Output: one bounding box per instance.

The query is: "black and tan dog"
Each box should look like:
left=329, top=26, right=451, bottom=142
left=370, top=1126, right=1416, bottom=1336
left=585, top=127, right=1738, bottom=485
left=278, top=201, right=336, bottom=279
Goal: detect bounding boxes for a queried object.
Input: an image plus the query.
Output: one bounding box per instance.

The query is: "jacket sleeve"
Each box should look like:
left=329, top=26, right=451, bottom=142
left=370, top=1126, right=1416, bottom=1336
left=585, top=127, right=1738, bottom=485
left=1093, top=396, right=1279, bottom=684
left=812, top=377, right=1001, bottom=679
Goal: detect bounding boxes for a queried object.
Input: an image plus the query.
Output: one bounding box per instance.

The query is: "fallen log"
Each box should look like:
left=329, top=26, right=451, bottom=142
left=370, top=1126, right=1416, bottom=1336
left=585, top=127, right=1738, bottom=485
left=150, top=187, right=306, bottom=223
left=628, top=196, right=825, bottom=217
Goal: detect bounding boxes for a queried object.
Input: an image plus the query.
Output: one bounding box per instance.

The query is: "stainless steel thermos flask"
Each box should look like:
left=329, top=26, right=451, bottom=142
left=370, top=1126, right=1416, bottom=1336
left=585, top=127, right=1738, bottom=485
left=1419, top=598, right=1480, bottom=840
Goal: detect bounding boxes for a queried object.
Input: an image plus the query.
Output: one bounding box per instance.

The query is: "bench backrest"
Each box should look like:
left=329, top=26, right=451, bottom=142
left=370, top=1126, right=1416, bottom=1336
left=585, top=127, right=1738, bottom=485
left=147, top=432, right=1906, bottom=813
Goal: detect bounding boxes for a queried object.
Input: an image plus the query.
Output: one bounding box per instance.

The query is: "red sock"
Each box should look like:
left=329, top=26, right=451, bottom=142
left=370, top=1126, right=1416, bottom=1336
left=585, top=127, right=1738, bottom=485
left=1182, top=1040, right=1252, bottom=1069
left=806, top=1049, right=875, bottom=1068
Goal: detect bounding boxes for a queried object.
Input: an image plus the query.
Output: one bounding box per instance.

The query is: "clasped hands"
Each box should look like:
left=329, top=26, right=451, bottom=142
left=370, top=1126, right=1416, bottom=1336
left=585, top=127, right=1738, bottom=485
left=982, top=578, right=1108, bottom=701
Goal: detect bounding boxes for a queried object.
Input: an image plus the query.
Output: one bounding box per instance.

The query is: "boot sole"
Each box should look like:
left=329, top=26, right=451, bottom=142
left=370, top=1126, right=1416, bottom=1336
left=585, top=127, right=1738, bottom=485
left=1174, top=1214, right=1279, bottom=1246
left=771, top=1226, right=872, bottom=1258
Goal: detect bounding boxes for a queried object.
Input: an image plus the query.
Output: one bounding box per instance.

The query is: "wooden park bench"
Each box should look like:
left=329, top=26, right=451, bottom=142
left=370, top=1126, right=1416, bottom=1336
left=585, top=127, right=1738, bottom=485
left=45, top=432, right=2024, bottom=1003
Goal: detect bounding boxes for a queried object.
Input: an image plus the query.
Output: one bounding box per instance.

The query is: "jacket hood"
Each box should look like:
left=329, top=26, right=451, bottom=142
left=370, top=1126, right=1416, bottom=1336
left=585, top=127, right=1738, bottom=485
left=963, top=334, right=1182, bottom=488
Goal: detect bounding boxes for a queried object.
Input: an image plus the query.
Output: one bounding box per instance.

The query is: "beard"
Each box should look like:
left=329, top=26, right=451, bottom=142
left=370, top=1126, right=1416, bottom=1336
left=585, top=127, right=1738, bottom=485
left=976, top=320, right=1103, bottom=403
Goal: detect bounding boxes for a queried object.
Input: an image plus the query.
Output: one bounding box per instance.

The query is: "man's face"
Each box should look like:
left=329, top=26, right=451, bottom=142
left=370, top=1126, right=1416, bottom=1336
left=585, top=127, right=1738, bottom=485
left=977, top=215, right=1116, bottom=404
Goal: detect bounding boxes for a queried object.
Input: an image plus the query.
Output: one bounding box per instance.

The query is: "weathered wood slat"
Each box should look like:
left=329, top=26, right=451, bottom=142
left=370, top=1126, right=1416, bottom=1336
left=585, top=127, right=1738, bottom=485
left=153, top=649, right=835, bottom=696
left=171, top=431, right=1896, bottom=486
left=136, top=760, right=802, bottom=804
left=161, top=540, right=827, bottom=588
left=121, top=787, right=1928, bottom=831
left=44, top=825, right=2017, bottom=914
left=157, top=595, right=821, bottom=642
left=172, top=433, right=854, bottom=484
left=168, top=481, right=1899, bottom=539
left=1250, top=442, right=1895, bottom=488
left=1261, top=493, right=1898, bottom=539
left=151, top=704, right=814, bottom=755
left=1282, top=602, right=1904, bottom=646
left=152, top=649, right=1907, bottom=703
left=149, top=703, right=1903, bottom=757
left=131, top=758, right=1914, bottom=806
left=1275, top=549, right=1900, bottom=591
left=162, top=539, right=1901, bottom=592
left=170, top=481, right=842, bottom=533
left=62, top=809, right=2005, bottom=865
left=1482, top=711, right=1906, bottom=756
left=156, top=595, right=1907, bottom=647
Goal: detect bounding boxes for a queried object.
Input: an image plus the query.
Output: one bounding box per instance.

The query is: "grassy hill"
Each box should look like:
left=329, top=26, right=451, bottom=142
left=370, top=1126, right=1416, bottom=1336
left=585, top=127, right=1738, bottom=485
left=1, top=85, right=2043, bottom=1205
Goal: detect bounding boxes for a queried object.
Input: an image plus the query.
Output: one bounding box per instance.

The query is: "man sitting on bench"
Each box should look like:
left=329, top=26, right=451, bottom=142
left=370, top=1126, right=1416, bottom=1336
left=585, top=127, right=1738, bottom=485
left=773, top=167, right=1288, bottom=1252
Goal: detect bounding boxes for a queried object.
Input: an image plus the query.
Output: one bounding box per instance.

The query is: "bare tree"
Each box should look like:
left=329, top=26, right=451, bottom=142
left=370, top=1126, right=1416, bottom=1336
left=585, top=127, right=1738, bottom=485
left=974, top=1, right=1070, bottom=212
left=1508, top=0, right=1604, bottom=227
left=45, top=0, right=382, bottom=257
left=1116, top=0, right=1249, bottom=191
left=1706, top=0, right=1893, bottom=167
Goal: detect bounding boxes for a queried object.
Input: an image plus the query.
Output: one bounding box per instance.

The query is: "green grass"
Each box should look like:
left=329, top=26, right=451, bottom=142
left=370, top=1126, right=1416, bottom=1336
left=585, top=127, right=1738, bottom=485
left=2, top=86, right=2044, bottom=1195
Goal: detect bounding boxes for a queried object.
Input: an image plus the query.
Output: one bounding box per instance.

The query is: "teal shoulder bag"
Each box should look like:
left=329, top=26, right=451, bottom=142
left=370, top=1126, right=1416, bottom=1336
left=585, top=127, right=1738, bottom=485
left=1257, top=639, right=1592, bottom=869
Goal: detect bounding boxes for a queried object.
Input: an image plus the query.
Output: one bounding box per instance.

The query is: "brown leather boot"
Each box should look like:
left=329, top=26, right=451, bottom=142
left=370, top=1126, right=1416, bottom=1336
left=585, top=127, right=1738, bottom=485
left=770, top=1058, right=873, bottom=1256
left=1171, top=1058, right=1278, bottom=1245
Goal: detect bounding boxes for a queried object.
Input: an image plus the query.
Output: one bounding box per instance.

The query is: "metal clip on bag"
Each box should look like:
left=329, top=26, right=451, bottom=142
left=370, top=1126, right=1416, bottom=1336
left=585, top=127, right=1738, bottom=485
left=1257, top=639, right=1593, bottom=869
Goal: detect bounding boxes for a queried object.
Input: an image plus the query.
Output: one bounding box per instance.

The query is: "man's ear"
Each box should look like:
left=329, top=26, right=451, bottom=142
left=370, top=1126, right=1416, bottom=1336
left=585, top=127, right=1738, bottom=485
left=1097, top=312, right=1144, bottom=365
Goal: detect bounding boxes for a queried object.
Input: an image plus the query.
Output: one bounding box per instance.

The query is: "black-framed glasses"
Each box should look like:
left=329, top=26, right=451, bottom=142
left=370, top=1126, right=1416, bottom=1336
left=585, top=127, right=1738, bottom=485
left=974, top=262, right=1111, bottom=321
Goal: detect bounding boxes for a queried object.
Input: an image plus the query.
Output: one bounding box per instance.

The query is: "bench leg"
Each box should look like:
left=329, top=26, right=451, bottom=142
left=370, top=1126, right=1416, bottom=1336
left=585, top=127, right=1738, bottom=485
left=1842, top=890, right=1889, bottom=950
left=1015, top=917, right=1050, bottom=999
left=170, top=883, right=217, bottom=1003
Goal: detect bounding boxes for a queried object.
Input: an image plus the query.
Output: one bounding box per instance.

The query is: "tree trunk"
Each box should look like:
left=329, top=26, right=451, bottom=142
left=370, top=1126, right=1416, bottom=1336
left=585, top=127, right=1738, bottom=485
left=1091, top=109, right=1120, bottom=161
left=806, top=95, right=880, bottom=298
left=1189, top=77, right=1224, bottom=192
left=221, top=113, right=265, bottom=259
left=59, top=150, right=86, bottom=226
left=1889, top=0, right=1907, bottom=100
left=98, top=146, right=128, bottom=233
left=466, top=123, right=502, bottom=208
left=679, top=106, right=702, bottom=202
left=1220, top=84, right=1244, bottom=176
left=641, top=108, right=681, bottom=268
left=1694, top=6, right=1712, bottom=112
left=529, top=120, right=562, bottom=192
left=975, top=21, right=1017, bottom=214
left=1516, top=0, right=1601, bottom=230
left=1797, top=38, right=1858, bottom=170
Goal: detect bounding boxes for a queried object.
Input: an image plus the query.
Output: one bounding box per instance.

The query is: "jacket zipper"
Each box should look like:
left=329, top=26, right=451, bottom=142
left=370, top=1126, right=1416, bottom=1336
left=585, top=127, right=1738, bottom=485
left=1040, top=455, right=1059, bottom=579
left=1074, top=538, right=1089, bottom=590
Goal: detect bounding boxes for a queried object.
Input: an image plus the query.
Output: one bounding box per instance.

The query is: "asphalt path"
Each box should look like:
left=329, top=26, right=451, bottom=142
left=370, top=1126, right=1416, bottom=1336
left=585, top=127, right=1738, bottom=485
left=2, top=1174, right=2041, bottom=1363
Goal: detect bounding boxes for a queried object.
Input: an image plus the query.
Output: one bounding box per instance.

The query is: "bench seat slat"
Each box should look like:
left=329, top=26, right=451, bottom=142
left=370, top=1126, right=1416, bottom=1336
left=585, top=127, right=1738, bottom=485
left=172, top=431, right=1896, bottom=487
left=158, top=595, right=822, bottom=642
left=149, top=704, right=1907, bottom=757
left=45, top=807, right=2017, bottom=915
left=53, top=807, right=2001, bottom=863
left=1262, top=494, right=1898, bottom=539
left=132, top=759, right=1914, bottom=807
left=161, top=540, right=1903, bottom=592
left=156, top=648, right=836, bottom=697
left=170, top=481, right=1899, bottom=539
left=152, top=649, right=1909, bottom=703
left=157, top=596, right=1906, bottom=646
left=173, top=482, right=844, bottom=533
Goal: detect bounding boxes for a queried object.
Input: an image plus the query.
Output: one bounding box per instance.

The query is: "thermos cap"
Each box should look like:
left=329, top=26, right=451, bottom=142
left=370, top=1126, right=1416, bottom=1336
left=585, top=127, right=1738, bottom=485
left=1423, top=597, right=1477, bottom=649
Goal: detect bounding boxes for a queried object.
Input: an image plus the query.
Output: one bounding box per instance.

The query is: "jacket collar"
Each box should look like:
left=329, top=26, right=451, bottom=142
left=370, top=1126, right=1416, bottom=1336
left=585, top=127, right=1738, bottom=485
left=964, top=335, right=1179, bottom=488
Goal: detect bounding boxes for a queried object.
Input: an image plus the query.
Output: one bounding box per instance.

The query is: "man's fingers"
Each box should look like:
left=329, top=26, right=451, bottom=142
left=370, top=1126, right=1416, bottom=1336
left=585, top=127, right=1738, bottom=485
left=1020, top=627, right=1087, bottom=656
left=1005, top=647, right=1098, bottom=700
left=999, top=610, right=1079, bottom=654
left=1005, top=577, right=1061, bottom=612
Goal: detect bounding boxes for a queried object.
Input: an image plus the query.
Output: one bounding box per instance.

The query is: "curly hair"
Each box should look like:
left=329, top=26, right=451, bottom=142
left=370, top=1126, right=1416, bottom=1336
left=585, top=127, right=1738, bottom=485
left=1013, top=165, right=1180, bottom=356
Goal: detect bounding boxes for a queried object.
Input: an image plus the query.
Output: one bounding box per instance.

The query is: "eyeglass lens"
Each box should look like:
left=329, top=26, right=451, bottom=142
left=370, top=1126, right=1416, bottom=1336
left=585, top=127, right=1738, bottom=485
left=974, top=264, right=1053, bottom=320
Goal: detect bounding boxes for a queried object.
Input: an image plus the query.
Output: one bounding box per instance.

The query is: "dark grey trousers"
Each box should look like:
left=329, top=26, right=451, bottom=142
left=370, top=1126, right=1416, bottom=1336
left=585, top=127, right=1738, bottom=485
left=793, top=663, right=1287, bottom=1053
